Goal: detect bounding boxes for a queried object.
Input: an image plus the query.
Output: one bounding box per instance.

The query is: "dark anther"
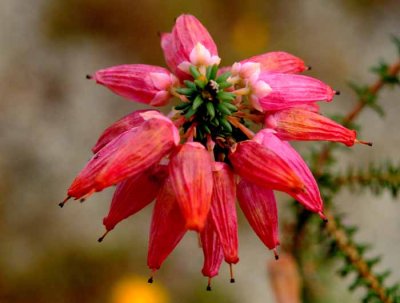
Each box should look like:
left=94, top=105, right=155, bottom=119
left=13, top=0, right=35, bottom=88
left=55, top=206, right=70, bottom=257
left=86, top=74, right=92, bottom=79
left=59, top=196, right=71, bottom=208
left=80, top=198, right=85, bottom=203
left=323, top=218, right=329, bottom=224
left=335, top=90, right=341, bottom=95
left=206, top=285, right=212, bottom=291
left=148, top=277, right=154, bottom=284
left=307, top=65, right=312, bottom=70
left=230, top=278, right=235, bottom=283
left=275, top=254, right=279, bottom=261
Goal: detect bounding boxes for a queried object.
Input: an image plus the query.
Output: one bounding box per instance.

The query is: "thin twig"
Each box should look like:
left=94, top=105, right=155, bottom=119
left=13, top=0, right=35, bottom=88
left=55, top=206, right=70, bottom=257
left=325, top=211, right=393, bottom=303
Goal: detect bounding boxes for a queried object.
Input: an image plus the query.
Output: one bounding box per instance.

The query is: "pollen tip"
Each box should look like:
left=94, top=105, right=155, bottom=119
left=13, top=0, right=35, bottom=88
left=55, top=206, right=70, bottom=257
left=206, top=285, right=212, bottom=291
left=59, top=196, right=71, bottom=208
left=86, top=74, right=92, bottom=80
left=274, top=248, right=279, bottom=260
left=148, top=276, right=154, bottom=284
left=97, top=230, right=109, bottom=243
left=355, top=139, right=373, bottom=147
left=335, top=90, right=341, bottom=95
left=80, top=198, right=86, bottom=203
left=230, top=278, right=235, bottom=283
left=306, top=65, right=312, bottom=71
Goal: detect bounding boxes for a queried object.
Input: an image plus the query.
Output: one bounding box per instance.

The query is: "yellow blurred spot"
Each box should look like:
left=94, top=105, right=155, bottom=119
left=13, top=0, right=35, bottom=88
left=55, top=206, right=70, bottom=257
left=111, top=276, right=169, bottom=303
left=232, top=14, right=269, bottom=57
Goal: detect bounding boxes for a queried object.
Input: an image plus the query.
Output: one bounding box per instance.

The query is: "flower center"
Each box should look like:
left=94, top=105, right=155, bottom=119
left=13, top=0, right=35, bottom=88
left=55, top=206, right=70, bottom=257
left=174, top=65, right=262, bottom=160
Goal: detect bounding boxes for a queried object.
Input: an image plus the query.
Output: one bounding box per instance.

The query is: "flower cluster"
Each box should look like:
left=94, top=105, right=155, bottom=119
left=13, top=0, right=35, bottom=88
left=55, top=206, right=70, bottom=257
left=61, top=14, right=370, bottom=290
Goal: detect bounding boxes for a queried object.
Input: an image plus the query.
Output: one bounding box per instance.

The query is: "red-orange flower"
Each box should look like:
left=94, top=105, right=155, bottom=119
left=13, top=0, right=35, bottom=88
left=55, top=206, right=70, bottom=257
left=61, top=14, right=370, bottom=290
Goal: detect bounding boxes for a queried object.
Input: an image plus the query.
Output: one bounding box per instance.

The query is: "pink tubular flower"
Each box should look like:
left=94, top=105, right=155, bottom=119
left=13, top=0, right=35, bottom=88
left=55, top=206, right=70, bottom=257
left=210, top=162, right=239, bottom=264
left=258, top=73, right=336, bottom=111
left=92, top=109, right=158, bottom=153
left=61, top=14, right=371, bottom=288
left=200, top=216, right=224, bottom=291
left=237, top=179, right=279, bottom=256
left=240, top=51, right=308, bottom=74
left=147, top=177, right=187, bottom=273
left=254, top=129, right=324, bottom=217
left=94, top=64, right=178, bottom=106
left=229, top=141, right=305, bottom=195
left=102, top=165, right=167, bottom=232
left=168, top=142, right=213, bottom=231
left=265, top=108, right=362, bottom=146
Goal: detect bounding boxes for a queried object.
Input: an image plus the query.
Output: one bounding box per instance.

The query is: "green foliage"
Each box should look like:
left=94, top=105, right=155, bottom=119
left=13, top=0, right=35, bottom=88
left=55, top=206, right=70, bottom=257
left=334, top=162, right=400, bottom=198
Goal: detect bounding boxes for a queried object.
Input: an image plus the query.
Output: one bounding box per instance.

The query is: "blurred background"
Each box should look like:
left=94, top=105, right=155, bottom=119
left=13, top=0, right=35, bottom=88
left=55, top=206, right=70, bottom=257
left=0, top=0, right=399, bottom=302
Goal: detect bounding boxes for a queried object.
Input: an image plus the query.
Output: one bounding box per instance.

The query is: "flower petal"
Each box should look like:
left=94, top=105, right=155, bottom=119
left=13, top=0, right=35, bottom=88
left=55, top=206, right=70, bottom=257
left=258, top=73, right=335, bottom=111
left=168, top=142, right=213, bottom=231
left=229, top=140, right=304, bottom=196
left=94, top=64, right=176, bottom=106
left=210, top=162, right=239, bottom=264
left=265, top=108, right=357, bottom=146
left=147, top=177, right=187, bottom=271
left=102, top=165, right=167, bottom=231
left=92, top=109, right=159, bottom=154
left=200, top=216, right=224, bottom=279
left=237, top=179, right=279, bottom=251
left=254, top=129, right=323, bottom=214
left=241, top=51, right=307, bottom=74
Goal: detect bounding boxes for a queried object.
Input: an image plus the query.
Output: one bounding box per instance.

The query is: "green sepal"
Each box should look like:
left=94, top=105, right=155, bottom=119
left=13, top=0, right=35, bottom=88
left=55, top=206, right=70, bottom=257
left=184, top=107, right=197, bottom=119
left=194, top=79, right=206, bottom=89
left=175, top=87, right=196, bottom=96
left=219, top=117, right=232, bottom=132
left=196, top=127, right=203, bottom=140
left=175, top=102, right=191, bottom=110
left=205, top=66, right=213, bottom=80
left=202, top=124, right=211, bottom=134
left=192, top=95, right=203, bottom=110
left=206, top=102, right=215, bottom=119
left=222, top=102, right=238, bottom=112
left=218, top=81, right=232, bottom=89
left=210, top=118, right=219, bottom=127
left=189, top=65, right=201, bottom=79
left=216, top=103, right=232, bottom=115
left=184, top=80, right=197, bottom=90
left=209, top=65, right=219, bottom=80
left=217, top=91, right=236, bottom=102
left=216, top=72, right=231, bottom=83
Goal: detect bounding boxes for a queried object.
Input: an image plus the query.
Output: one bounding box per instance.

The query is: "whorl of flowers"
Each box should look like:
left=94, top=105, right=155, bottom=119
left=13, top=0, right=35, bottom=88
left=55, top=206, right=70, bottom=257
left=60, top=14, right=370, bottom=290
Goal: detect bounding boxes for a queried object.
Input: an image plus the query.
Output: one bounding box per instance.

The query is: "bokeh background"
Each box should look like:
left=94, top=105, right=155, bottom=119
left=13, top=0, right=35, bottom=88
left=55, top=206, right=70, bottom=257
left=1, top=1, right=399, bottom=302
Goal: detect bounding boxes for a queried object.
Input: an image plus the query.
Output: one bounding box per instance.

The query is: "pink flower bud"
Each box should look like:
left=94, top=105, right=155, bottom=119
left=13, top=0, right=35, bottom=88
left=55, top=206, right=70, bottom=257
left=229, top=141, right=304, bottom=196
left=200, top=216, right=224, bottom=280
left=168, top=142, right=214, bottom=231
left=68, top=116, right=179, bottom=199
left=258, top=73, right=335, bottom=111
left=254, top=130, right=324, bottom=215
left=94, top=64, right=177, bottom=106
left=210, top=162, right=239, bottom=264
left=92, top=109, right=159, bottom=153
left=241, top=51, right=307, bottom=74
left=265, top=108, right=357, bottom=146
left=102, top=165, right=167, bottom=231
left=162, top=14, right=218, bottom=79
left=237, top=179, right=279, bottom=251
left=147, top=177, right=187, bottom=271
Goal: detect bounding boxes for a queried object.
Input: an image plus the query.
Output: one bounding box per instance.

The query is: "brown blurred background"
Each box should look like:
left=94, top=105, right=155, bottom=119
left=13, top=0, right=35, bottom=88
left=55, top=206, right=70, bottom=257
left=0, top=1, right=399, bottom=302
